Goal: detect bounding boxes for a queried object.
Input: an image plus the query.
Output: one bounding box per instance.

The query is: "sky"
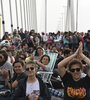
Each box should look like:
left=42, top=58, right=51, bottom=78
left=36, top=0, right=90, bottom=33
left=0, top=0, right=90, bottom=37
left=77, top=0, right=90, bottom=32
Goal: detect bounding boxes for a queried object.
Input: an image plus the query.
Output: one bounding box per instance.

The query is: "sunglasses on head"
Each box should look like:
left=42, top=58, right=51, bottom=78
left=26, top=67, right=34, bottom=71
left=69, top=68, right=81, bottom=72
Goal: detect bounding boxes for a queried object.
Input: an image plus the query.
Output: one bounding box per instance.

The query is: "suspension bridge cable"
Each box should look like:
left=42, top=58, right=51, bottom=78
left=30, top=0, right=37, bottom=31
left=28, top=0, right=31, bottom=31
left=30, top=0, right=32, bottom=30
left=26, top=0, right=29, bottom=31
left=0, top=0, right=5, bottom=34
left=9, top=0, right=13, bottom=34
left=76, top=0, right=78, bottom=32
left=23, top=0, right=26, bottom=30
left=27, top=0, right=30, bottom=31
left=15, top=0, right=19, bottom=30
left=20, top=0, right=23, bottom=29
left=32, top=0, right=35, bottom=30
left=34, top=0, right=37, bottom=32
left=45, top=0, right=47, bottom=34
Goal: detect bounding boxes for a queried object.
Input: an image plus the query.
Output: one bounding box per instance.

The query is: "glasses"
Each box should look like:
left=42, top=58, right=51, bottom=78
left=70, top=68, right=81, bottom=72
left=26, top=67, right=34, bottom=71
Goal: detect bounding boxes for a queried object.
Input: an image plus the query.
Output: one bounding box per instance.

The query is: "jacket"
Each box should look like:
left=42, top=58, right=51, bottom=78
left=13, top=75, right=51, bottom=100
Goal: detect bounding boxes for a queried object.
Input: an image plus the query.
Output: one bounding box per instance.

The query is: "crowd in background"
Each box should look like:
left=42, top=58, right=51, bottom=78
left=0, top=28, right=90, bottom=100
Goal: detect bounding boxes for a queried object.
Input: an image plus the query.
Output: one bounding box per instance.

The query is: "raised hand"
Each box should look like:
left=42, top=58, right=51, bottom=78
left=74, top=47, right=79, bottom=58
left=78, top=42, right=83, bottom=55
left=75, top=42, right=83, bottom=60
left=2, top=69, right=9, bottom=77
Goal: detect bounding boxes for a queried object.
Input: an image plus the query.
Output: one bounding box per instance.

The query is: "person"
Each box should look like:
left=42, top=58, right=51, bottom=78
left=0, top=50, right=13, bottom=86
left=25, top=50, right=34, bottom=63
left=58, top=42, right=90, bottom=100
left=34, top=54, right=50, bottom=71
left=6, top=49, right=15, bottom=64
left=34, top=46, right=44, bottom=61
left=0, top=50, right=13, bottom=100
left=19, top=28, right=26, bottom=42
left=17, top=53, right=27, bottom=65
left=86, top=32, right=90, bottom=52
left=13, top=61, right=51, bottom=100
left=27, top=30, right=35, bottom=48
left=5, top=61, right=27, bottom=91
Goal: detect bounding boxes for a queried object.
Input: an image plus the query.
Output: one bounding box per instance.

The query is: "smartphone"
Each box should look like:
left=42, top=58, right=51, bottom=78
left=33, top=90, right=40, bottom=95
left=32, top=90, right=40, bottom=100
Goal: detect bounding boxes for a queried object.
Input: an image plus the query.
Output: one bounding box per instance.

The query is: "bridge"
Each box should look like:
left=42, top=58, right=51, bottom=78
left=0, top=0, right=90, bottom=38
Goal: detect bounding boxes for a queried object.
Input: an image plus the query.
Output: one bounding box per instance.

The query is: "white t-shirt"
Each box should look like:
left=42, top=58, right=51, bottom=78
left=30, top=36, right=33, bottom=39
left=26, top=79, right=40, bottom=96
left=42, top=35, right=48, bottom=42
left=39, top=65, right=50, bottom=71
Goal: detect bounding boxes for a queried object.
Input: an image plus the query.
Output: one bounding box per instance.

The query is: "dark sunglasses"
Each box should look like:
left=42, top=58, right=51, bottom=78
left=26, top=67, right=34, bottom=71
left=70, top=68, right=81, bottom=72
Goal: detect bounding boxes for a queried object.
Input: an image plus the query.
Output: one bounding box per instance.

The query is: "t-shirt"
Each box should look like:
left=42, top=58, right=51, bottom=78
left=26, top=79, right=40, bottom=96
left=0, top=62, right=13, bottom=84
left=12, top=72, right=27, bottom=82
left=61, top=72, right=90, bottom=100
left=63, top=36, right=69, bottom=44
left=39, top=65, right=50, bottom=71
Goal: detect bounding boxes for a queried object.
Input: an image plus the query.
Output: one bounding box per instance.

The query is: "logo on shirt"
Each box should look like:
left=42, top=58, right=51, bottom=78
left=67, top=87, right=86, bottom=98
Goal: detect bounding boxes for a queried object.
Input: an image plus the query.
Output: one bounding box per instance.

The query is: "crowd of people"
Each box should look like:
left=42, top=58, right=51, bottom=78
left=0, top=28, right=90, bottom=100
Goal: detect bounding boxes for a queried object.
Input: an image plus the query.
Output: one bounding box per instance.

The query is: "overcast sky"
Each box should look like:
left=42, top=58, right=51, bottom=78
left=0, top=0, right=90, bottom=37
left=36, top=0, right=90, bottom=33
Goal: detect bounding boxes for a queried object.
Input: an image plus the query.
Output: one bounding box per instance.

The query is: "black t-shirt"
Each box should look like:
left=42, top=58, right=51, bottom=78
left=61, top=72, right=90, bottom=100
left=12, top=72, right=27, bottom=82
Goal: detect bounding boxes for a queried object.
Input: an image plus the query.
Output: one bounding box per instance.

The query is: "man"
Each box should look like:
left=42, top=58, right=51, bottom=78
left=13, top=61, right=51, bottom=100
left=58, top=42, right=90, bottom=100
left=0, top=50, right=13, bottom=85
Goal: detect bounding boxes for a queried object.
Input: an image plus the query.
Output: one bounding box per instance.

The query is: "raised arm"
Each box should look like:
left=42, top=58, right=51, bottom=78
left=58, top=45, right=80, bottom=77
left=34, top=60, right=46, bottom=70
left=58, top=54, right=77, bottom=77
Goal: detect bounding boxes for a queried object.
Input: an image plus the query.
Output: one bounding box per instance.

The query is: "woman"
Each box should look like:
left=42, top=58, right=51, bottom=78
left=34, top=46, right=44, bottom=61
left=13, top=61, right=51, bottom=100
left=5, top=61, right=27, bottom=90
left=58, top=42, right=90, bottom=100
left=34, top=54, right=50, bottom=71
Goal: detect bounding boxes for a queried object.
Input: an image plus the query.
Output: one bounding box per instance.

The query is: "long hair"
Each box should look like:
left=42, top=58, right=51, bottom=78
left=0, top=50, right=8, bottom=66
left=35, top=46, right=43, bottom=56
left=40, top=54, right=50, bottom=64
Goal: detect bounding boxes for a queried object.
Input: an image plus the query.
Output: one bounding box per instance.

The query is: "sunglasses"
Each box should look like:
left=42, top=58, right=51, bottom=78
left=70, top=68, right=81, bottom=72
left=26, top=67, right=34, bottom=71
